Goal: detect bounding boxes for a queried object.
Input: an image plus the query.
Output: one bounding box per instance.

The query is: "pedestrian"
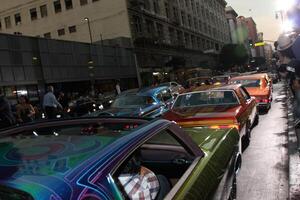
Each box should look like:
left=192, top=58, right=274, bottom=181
left=0, top=89, right=15, bottom=129
left=43, top=86, right=63, bottom=119
left=277, top=33, right=300, bottom=126
left=115, top=80, right=121, bottom=95
left=57, top=92, right=69, bottom=110
left=16, top=96, right=35, bottom=124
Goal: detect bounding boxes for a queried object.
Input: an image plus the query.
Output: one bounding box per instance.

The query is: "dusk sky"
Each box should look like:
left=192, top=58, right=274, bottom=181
left=226, top=0, right=282, bottom=42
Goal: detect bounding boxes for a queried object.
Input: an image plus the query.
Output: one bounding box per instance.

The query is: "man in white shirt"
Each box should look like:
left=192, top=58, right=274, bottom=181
left=43, top=86, right=62, bottom=119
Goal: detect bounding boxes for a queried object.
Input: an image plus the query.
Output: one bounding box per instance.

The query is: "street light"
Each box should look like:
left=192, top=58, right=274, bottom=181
left=84, top=17, right=95, bottom=96
left=84, top=17, right=93, bottom=44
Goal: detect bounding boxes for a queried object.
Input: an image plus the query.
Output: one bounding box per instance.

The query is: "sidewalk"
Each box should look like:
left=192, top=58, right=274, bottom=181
left=287, top=85, right=300, bottom=199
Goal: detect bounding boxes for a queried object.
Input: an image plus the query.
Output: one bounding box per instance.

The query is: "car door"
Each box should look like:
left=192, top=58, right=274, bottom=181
left=239, top=87, right=257, bottom=125
left=109, top=122, right=203, bottom=200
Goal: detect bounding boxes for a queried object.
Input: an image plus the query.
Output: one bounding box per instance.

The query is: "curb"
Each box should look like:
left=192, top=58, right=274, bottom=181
left=287, top=87, right=300, bottom=199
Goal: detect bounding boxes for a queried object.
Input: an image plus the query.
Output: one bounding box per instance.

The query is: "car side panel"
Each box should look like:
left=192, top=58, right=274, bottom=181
left=172, top=128, right=239, bottom=200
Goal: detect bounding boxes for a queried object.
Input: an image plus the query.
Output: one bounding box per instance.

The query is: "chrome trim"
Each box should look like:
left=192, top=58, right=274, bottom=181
left=164, top=157, right=201, bottom=199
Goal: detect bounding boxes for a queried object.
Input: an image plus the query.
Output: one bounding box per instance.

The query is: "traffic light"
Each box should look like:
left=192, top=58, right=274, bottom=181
left=249, top=39, right=254, bottom=47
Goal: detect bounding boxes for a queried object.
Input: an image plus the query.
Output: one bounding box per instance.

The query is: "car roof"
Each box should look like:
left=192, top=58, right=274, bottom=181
left=230, top=73, right=267, bottom=80
left=119, top=86, right=169, bottom=97
left=180, top=84, right=240, bottom=94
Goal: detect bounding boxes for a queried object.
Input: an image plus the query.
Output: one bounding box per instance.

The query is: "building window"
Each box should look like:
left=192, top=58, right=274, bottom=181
left=44, top=32, right=51, bottom=38
left=194, top=18, right=198, bottom=30
left=80, top=0, right=88, bottom=6
left=57, top=28, right=65, bottom=36
left=0, top=20, right=2, bottom=30
left=54, top=1, right=62, bottom=13
left=168, top=27, right=174, bottom=43
left=65, top=0, right=73, bottom=10
left=68, top=25, right=77, bottom=33
left=92, top=0, right=99, bottom=2
left=165, top=3, right=169, bottom=18
left=14, top=13, right=21, bottom=25
left=133, top=16, right=142, bottom=33
left=4, top=16, right=11, bottom=29
left=156, top=23, right=164, bottom=40
left=181, top=11, right=185, bottom=25
left=153, top=0, right=160, bottom=14
left=146, top=20, right=154, bottom=35
left=30, top=8, right=38, bottom=21
left=188, top=15, right=192, bottom=28
left=40, top=5, right=48, bottom=18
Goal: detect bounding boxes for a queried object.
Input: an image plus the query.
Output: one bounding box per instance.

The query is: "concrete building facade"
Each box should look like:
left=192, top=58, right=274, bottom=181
left=0, top=0, right=231, bottom=85
left=225, top=6, right=238, bottom=44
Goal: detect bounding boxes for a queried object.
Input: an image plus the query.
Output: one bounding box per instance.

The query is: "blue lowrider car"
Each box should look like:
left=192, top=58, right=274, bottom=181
left=88, top=86, right=174, bottom=118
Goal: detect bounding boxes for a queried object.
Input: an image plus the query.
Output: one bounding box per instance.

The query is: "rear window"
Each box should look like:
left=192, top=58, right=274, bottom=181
left=230, top=79, right=261, bottom=87
left=173, top=90, right=239, bottom=108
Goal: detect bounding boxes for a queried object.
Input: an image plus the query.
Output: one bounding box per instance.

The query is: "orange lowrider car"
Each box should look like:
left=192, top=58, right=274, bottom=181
left=163, top=84, right=258, bottom=149
left=229, top=73, right=272, bottom=111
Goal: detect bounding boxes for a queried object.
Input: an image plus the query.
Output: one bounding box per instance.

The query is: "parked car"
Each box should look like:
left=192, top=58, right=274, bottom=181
left=158, top=82, right=185, bottom=95
left=229, top=73, right=272, bottom=111
left=212, top=75, right=231, bottom=85
left=87, top=86, right=174, bottom=118
left=164, top=84, right=258, bottom=150
left=0, top=117, right=241, bottom=200
left=187, top=76, right=213, bottom=88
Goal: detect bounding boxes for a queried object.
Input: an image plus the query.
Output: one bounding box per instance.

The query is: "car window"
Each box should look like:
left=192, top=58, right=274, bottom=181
left=240, top=87, right=251, bottom=100
left=113, top=130, right=194, bottom=200
left=173, top=90, right=239, bottom=108
left=171, top=82, right=178, bottom=87
left=159, top=89, right=173, bottom=102
left=230, top=79, right=261, bottom=87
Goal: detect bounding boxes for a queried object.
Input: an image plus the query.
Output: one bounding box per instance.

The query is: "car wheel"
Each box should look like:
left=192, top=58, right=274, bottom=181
left=228, top=174, right=237, bottom=200
left=252, top=113, right=259, bottom=128
left=242, top=122, right=251, bottom=151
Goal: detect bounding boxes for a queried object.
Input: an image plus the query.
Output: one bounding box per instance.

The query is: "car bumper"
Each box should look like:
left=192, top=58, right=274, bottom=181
left=257, top=103, right=271, bottom=109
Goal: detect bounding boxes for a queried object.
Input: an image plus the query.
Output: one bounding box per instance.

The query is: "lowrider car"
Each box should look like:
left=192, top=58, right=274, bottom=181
left=158, top=82, right=185, bottom=95
left=0, top=118, right=241, bottom=200
left=87, top=86, right=174, bottom=118
left=164, top=84, right=258, bottom=150
left=229, top=73, right=272, bottom=111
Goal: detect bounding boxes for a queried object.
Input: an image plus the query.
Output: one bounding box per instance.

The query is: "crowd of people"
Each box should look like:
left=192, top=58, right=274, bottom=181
left=276, top=32, right=300, bottom=127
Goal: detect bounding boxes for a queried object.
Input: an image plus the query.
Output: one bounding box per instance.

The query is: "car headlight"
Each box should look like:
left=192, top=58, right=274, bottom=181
left=93, top=104, right=96, bottom=107
left=99, top=105, right=104, bottom=110
left=109, top=100, right=113, bottom=104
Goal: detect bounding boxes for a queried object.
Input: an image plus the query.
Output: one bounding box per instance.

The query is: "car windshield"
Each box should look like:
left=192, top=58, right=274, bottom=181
left=173, top=91, right=239, bottom=108
left=230, top=79, right=261, bottom=87
left=112, top=95, right=155, bottom=108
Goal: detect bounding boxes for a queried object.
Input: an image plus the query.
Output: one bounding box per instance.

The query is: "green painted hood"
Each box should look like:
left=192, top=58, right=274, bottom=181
left=184, top=127, right=233, bottom=153
left=173, top=127, right=240, bottom=200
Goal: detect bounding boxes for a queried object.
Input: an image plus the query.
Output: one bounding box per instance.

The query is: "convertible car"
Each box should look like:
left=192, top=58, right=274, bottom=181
left=0, top=118, right=241, bottom=200
left=87, top=86, right=174, bottom=118
left=229, top=73, right=272, bottom=111
left=164, top=85, right=258, bottom=149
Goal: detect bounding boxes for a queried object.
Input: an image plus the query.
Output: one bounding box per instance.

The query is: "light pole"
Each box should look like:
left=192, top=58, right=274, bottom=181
left=84, top=17, right=95, bottom=96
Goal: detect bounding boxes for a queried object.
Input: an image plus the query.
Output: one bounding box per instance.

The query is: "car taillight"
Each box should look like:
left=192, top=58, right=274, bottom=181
left=209, top=124, right=239, bottom=130
left=262, top=99, right=269, bottom=103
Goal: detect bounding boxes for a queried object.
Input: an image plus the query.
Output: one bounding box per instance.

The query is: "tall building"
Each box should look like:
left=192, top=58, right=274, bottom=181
left=0, top=0, right=231, bottom=85
left=225, top=6, right=238, bottom=44
left=244, top=17, right=258, bottom=57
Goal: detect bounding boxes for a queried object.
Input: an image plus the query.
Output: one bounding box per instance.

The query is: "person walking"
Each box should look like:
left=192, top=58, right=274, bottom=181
left=43, top=86, right=62, bottom=119
left=16, top=96, right=35, bottom=124
left=115, top=80, right=121, bottom=95
left=0, top=89, right=15, bottom=129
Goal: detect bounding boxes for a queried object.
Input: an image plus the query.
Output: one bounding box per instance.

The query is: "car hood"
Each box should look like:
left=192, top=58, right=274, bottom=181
left=245, top=87, right=270, bottom=96
left=164, top=105, right=241, bottom=121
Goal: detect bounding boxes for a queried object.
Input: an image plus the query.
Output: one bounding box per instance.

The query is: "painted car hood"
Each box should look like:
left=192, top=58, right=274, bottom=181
left=164, top=105, right=241, bottom=121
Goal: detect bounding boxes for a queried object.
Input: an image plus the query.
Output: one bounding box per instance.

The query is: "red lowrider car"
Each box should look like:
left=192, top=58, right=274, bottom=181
left=229, top=73, right=272, bottom=111
left=163, top=84, right=258, bottom=150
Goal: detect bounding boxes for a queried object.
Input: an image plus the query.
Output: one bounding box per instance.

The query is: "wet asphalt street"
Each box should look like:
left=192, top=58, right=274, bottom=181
left=237, top=82, right=289, bottom=200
